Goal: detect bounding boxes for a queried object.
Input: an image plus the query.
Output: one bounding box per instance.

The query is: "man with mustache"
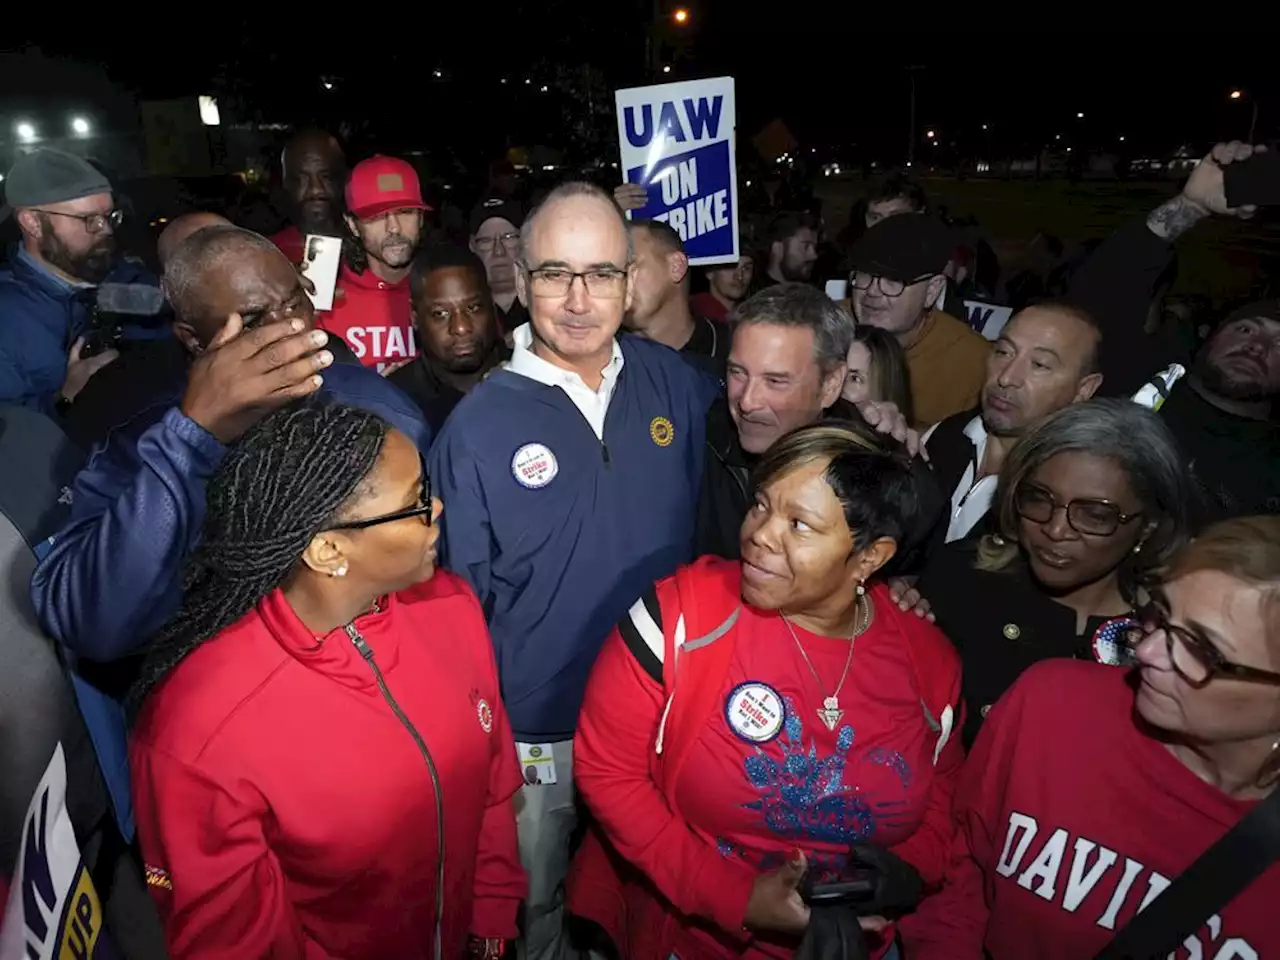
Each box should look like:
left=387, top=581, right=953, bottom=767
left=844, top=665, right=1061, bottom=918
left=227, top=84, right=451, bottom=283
left=317, top=155, right=430, bottom=371
left=271, top=129, right=346, bottom=265
left=0, top=149, right=127, bottom=411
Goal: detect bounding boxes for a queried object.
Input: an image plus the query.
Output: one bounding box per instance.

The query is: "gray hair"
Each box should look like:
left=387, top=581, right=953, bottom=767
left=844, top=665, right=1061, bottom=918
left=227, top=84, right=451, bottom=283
left=518, top=181, right=635, bottom=266
left=978, top=398, right=1192, bottom=580
left=162, top=225, right=281, bottom=325
left=731, top=282, right=855, bottom=374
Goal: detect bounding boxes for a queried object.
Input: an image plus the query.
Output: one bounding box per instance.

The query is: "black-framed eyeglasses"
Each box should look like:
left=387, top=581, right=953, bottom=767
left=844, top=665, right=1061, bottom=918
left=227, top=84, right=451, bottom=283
left=849, top=270, right=934, bottom=299
left=1014, top=483, right=1143, bottom=538
left=521, top=264, right=629, bottom=299
left=32, top=208, right=123, bottom=234
left=327, top=461, right=433, bottom=531
left=1134, top=597, right=1280, bottom=689
left=473, top=231, right=520, bottom=252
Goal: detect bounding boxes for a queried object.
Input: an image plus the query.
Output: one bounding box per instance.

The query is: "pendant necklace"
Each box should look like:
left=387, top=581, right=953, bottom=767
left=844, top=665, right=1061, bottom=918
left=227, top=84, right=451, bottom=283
left=783, top=592, right=871, bottom=732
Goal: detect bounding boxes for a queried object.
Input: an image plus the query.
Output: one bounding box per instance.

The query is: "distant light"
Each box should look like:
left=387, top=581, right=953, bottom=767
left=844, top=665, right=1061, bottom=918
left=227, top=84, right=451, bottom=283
left=500, top=78, right=508, bottom=84
left=198, top=96, right=221, bottom=127
left=1054, top=134, right=1061, bottom=141
left=525, top=78, right=532, bottom=85
left=673, top=7, right=689, bottom=23
left=540, top=85, right=549, bottom=93
left=981, top=123, right=988, bottom=131
left=1119, top=135, right=1126, bottom=142
left=1230, top=89, right=1243, bottom=100
left=745, top=179, right=752, bottom=187
left=932, top=140, right=939, bottom=147
left=925, top=129, right=935, bottom=139
left=71, top=116, right=90, bottom=136
left=16, top=122, right=36, bottom=143
left=321, top=80, right=334, bottom=91
left=1066, top=147, right=1073, bottom=153
left=662, top=65, right=671, bottom=74
left=1076, top=112, right=1084, bottom=119
left=542, top=164, right=557, bottom=171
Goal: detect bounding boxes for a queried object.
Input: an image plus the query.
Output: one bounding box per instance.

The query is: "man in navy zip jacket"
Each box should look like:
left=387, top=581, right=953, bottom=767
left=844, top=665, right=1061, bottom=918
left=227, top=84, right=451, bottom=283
left=428, top=182, right=718, bottom=960
left=29, top=225, right=430, bottom=839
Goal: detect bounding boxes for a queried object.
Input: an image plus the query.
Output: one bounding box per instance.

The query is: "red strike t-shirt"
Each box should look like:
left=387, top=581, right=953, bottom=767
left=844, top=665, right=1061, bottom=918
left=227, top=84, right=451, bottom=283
left=316, top=264, right=418, bottom=372
left=672, top=610, right=942, bottom=958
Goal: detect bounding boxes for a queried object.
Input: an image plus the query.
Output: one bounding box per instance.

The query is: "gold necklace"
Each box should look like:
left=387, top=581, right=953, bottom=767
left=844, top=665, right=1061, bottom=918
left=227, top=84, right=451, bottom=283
left=783, top=594, right=871, bottom=732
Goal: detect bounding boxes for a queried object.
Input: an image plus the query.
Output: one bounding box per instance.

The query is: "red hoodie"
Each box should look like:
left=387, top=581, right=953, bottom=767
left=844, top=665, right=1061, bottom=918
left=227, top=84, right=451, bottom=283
left=570, top=558, right=963, bottom=959
left=271, top=225, right=306, bottom=266
left=899, top=660, right=1280, bottom=959
left=316, top=264, right=418, bottom=372
left=130, top=572, right=525, bottom=960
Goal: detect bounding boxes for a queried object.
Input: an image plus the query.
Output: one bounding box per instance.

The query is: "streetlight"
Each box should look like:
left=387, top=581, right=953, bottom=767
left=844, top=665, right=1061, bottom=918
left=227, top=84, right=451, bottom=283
left=662, top=64, right=671, bottom=74
left=71, top=116, right=90, bottom=137
left=16, top=122, right=36, bottom=143
left=673, top=7, right=689, bottom=23
left=1229, top=89, right=1259, bottom=141
left=1076, top=111, right=1084, bottom=119
left=925, top=129, right=935, bottom=140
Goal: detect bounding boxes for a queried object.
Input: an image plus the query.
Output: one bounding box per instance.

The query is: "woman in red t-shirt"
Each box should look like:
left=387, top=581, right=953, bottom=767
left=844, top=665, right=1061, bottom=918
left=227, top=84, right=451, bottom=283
left=569, top=422, right=963, bottom=959
left=901, top=516, right=1280, bottom=959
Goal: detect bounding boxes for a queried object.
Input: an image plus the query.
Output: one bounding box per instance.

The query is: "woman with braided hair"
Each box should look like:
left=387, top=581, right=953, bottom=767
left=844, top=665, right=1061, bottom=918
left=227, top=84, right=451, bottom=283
left=128, top=399, right=525, bottom=960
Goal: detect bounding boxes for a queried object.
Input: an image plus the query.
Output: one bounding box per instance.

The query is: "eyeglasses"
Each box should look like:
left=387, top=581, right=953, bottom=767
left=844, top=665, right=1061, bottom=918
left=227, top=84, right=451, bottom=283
left=849, top=270, right=933, bottom=299
left=327, top=463, right=433, bottom=531
left=523, top=265, right=629, bottom=299
left=474, top=231, right=520, bottom=253
left=33, top=208, right=123, bottom=234
left=1135, top=598, right=1280, bottom=688
left=1014, top=483, right=1143, bottom=538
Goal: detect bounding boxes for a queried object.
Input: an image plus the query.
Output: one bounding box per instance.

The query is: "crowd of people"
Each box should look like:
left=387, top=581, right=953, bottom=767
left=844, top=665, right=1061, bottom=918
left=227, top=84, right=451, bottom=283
left=0, top=127, right=1277, bottom=960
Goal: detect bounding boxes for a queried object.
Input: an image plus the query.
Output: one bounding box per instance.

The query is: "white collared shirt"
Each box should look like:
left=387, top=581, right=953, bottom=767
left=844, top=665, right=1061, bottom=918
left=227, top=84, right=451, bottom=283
left=923, top=415, right=999, bottom=542
left=505, top=323, right=625, bottom=440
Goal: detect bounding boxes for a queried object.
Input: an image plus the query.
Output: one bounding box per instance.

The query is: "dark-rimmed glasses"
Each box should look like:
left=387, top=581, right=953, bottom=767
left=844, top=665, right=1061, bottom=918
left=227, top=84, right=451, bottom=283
left=327, top=461, right=433, bottom=531
left=1014, top=483, right=1142, bottom=538
left=522, top=264, right=629, bottom=299
left=1134, top=597, right=1280, bottom=688
left=849, top=270, right=934, bottom=299
left=32, top=208, right=123, bottom=234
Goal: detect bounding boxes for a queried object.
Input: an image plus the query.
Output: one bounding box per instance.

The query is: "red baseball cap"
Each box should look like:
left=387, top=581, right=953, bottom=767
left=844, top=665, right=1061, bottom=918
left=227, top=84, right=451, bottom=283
left=345, top=156, right=433, bottom=220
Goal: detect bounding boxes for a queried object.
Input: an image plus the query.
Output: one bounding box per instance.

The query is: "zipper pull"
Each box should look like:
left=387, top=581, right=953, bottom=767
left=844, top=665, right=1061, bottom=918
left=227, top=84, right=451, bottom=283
left=345, top=623, right=374, bottom=661
left=601, top=442, right=611, bottom=464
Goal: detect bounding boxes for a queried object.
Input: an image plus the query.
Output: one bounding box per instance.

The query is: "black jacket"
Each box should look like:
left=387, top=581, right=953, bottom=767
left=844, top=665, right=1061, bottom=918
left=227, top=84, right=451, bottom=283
left=388, top=339, right=511, bottom=435
left=692, top=398, right=945, bottom=569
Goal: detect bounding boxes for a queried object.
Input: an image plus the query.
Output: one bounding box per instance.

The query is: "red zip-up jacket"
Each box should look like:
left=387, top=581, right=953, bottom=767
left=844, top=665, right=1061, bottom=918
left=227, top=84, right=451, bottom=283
left=316, top=264, right=417, bottom=372
left=130, top=572, right=526, bottom=959
left=569, top=557, right=962, bottom=958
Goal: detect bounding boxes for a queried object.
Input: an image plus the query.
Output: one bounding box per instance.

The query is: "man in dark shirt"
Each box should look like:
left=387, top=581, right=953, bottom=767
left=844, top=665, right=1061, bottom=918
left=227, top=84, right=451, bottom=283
left=468, top=196, right=528, bottom=339
left=624, top=219, right=730, bottom=382
left=389, top=245, right=510, bottom=433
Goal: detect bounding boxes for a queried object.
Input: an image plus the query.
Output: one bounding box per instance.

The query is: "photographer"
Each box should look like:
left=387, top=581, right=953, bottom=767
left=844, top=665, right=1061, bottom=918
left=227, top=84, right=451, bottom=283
left=0, top=149, right=141, bottom=412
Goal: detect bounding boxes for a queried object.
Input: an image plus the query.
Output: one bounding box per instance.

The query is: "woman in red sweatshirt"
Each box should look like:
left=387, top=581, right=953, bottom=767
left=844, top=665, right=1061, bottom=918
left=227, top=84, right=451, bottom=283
left=900, top=516, right=1280, bottom=959
left=568, top=423, right=964, bottom=959
left=128, top=400, right=525, bottom=960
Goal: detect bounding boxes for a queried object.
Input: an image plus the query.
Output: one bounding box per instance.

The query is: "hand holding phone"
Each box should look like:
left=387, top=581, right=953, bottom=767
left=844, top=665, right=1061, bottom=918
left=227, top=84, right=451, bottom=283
left=300, top=235, right=343, bottom=312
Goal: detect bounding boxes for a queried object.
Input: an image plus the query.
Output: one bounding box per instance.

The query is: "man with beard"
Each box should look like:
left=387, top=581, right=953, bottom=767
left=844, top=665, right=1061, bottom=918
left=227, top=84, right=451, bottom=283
left=270, top=129, right=346, bottom=264
left=390, top=245, right=510, bottom=433
left=0, top=149, right=126, bottom=412
left=755, top=209, right=819, bottom=289
left=320, top=155, right=430, bottom=371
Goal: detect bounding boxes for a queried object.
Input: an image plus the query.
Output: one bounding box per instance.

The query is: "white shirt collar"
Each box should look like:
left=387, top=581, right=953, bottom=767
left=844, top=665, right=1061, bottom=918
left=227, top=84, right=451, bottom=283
left=506, top=322, right=624, bottom=393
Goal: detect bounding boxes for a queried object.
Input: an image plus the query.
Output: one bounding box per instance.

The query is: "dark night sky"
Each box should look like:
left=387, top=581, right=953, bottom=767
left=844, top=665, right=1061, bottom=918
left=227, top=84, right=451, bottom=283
left=6, top=12, right=1278, bottom=161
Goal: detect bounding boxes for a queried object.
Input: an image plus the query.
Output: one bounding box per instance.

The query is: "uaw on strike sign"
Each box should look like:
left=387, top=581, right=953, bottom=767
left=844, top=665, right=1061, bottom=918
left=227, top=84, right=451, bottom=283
left=1, top=745, right=118, bottom=959
left=615, top=76, right=740, bottom=265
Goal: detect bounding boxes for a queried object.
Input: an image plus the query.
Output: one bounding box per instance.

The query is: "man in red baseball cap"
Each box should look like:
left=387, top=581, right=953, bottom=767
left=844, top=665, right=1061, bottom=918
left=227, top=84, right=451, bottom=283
left=316, top=155, right=433, bottom=371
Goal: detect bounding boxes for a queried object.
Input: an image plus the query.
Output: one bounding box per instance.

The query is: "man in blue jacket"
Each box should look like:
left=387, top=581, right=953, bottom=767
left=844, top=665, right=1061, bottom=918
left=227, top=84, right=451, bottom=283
left=0, top=148, right=134, bottom=412
left=428, top=182, right=718, bottom=960
left=30, top=224, right=430, bottom=839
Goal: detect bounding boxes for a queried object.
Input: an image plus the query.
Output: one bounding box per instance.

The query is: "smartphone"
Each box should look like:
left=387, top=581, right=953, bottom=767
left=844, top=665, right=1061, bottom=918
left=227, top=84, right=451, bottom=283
left=300, top=234, right=343, bottom=311
left=1223, top=150, right=1280, bottom=208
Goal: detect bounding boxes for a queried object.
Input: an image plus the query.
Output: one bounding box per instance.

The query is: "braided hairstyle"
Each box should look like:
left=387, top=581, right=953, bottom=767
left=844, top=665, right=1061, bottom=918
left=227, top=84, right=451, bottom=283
left=127, top=399, right=389, bottom=717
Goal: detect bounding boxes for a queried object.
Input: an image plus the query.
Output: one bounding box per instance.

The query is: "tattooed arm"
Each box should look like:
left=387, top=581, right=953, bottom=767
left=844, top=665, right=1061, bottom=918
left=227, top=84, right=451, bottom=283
left=1145, top=195, right=1211, bottom=242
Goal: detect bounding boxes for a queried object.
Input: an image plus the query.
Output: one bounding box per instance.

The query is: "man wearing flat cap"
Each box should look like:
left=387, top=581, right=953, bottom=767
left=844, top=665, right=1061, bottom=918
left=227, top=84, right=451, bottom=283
left=0, top=149, right=124, bottom=412
left=848, top=213, right=991, bottom=427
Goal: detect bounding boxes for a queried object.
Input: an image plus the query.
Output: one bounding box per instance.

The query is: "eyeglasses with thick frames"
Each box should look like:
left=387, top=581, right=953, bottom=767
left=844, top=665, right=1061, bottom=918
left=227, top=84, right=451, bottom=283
left=327, top=463, right=433, bottom=531
left=1134, top=597, right=1280, bottom=688
left=32, top=208, right=123, bottom=234
left=522, top=264, right=629, bottom=299
left=849, top=270, right=934, bottom=299
left=1014, top=483, right=1143, bottom=538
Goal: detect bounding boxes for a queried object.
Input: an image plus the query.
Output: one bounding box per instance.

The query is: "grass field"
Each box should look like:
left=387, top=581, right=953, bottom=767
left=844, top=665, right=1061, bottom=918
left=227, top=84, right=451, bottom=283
left=815, top=177, right=1279, bottom=301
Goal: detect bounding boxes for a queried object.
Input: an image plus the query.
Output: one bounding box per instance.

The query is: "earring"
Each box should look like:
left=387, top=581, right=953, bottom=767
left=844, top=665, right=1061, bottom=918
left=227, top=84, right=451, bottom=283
left=855, top=581, right=866, bottom=597
left=331, top=563, right=348, bottom=578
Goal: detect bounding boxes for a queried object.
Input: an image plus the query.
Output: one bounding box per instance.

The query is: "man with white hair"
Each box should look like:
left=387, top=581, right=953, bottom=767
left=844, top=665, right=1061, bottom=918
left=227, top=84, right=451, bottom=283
left=429, top=182, right=718, bottom=959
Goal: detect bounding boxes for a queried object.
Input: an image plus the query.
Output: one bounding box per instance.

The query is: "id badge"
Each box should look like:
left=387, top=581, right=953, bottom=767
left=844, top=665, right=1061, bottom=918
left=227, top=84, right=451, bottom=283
left=516, top=742, right=557, bottom=785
